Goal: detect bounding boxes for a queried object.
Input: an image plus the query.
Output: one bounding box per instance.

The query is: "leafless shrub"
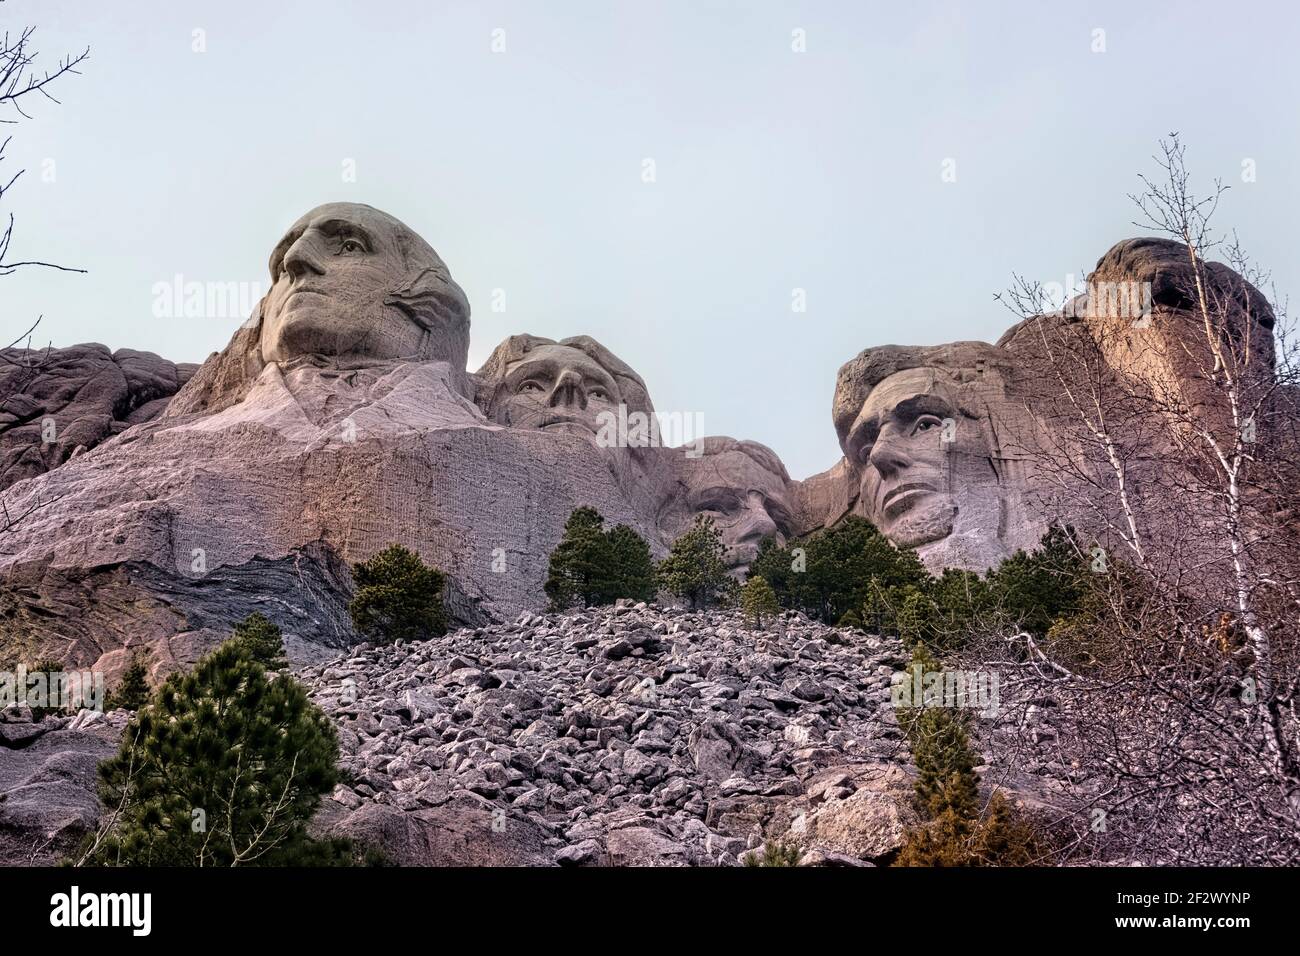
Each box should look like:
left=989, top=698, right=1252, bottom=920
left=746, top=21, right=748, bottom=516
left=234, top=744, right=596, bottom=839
left=980, top=135, right=1300, bottom=864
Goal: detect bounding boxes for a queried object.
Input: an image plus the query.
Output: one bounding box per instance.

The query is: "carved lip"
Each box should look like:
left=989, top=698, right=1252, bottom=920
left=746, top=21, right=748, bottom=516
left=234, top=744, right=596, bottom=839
left=879, top=482, right=937, bottom=516
left=285, top=287, right=328, bottom=302
left=539, top=414, right=595, bottom=435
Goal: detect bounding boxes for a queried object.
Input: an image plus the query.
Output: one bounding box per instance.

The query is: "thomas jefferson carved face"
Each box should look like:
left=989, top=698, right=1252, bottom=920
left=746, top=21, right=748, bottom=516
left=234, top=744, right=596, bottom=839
left=259, top=202, right=469, bottom=367
left=493, top=344, right=620, bottom=438
left=659, top=439, right=795, bottom=572
left=842, top=368, right=1000, bottom=549
left=478, top=335, right=654, bottom=446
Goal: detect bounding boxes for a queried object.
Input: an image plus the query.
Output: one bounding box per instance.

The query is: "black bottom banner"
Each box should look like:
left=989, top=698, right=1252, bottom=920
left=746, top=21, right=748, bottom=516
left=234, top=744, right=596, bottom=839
left=1, top=864, right=1286, bottom=943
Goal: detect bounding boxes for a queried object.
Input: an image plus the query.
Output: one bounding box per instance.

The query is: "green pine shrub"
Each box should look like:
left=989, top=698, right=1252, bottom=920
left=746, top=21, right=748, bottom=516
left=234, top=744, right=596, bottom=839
left=106, top=650, right=151, bottom=711
left=894, top=649, right=1052, bottom=867
left=740, top=575, right=781, bottom=629
left=81, top=638, right=340, bottom=867
left=749, top=516, right=930, bottom=624
left=743, top=839, right=802, bottom=867
left=544, top=508, right=657, bottom=609
left=656, top=515, right=732, bottom=610
left=231, top=612, right=287, bottom=670
left=349, top=544, right=448, bottom=644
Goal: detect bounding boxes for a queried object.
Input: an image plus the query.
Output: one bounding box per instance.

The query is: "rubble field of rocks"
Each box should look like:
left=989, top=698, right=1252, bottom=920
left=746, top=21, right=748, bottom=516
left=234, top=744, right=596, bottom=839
left=2, top=602, right=972, bottom=866
left=302, top=602, right=926, bottom=866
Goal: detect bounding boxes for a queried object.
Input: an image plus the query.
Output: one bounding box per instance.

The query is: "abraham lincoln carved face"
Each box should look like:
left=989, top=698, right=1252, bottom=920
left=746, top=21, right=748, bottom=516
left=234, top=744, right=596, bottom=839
left=834, top=344, right=1023, bottom=564
left=259, top=202, right=470, bottom=368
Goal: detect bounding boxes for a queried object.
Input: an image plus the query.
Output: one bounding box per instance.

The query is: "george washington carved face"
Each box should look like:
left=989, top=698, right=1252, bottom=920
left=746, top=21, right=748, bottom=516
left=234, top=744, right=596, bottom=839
left=259, top=202, right=470, bottom=368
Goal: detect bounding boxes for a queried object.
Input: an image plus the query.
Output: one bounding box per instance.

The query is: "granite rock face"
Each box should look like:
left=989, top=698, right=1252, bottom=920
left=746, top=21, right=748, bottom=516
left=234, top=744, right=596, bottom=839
left=0, top=344, right=196, bottom=491
left=0, top=543, right=362, bottom=683
left=0, top=204, right=798, bottom=675
left=164, top=202, right=472, bottom=419
left=655, top=437, right=797, bottom=574
left=1, top=212, right=1280, bottom=682
left=0, top=358, right=667, bottom=669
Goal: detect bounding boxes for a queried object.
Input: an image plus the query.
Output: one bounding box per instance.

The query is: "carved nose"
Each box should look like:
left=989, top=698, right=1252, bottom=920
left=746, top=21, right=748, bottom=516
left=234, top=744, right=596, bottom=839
left=734, top=496, right=778, bottom=544
left=868, top=434, right=911, bottom=478
left=548, top=369, right=586, bottom=409
left=283, top=234, right=327, bottom=280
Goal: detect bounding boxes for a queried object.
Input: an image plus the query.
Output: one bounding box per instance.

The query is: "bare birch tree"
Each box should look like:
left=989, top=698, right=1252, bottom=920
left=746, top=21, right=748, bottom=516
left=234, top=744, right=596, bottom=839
left=979, top=136, right=1300, bottom=864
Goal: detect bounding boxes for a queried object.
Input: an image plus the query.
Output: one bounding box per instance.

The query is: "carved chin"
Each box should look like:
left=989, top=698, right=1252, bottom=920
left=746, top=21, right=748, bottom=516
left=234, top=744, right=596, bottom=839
left=878, top=498, right=956, bottom=549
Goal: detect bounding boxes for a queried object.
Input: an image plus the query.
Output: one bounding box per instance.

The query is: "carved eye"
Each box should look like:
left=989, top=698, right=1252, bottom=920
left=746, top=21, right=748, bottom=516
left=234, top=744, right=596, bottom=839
left=588, top=388, right=609, bottom=401
left=518, top=381, right=545, bottom=395
left=911, top=415, right=943, bottom=436
left=339, top=238, right=365, bottom=254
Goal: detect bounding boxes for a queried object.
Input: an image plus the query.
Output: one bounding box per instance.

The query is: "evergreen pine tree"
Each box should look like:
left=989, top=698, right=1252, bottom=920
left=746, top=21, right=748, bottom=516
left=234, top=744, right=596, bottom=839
left=108, top=650, right=151, bottom=711
left=544, top=507, right=615, bottom=609
left=747, top=516, right=932, bottom=623
left=605, top=523, right=656, bottom=603
left=85, top=639, right=340, bottom=866
left=232, top=612, right=287, bottom=670
left=909, top=707, right=980, bottom=820
left=545, top=509, right=659, bottom=610
left=983, top=525, right=1087, bottom=635
left=349, top=545, right=448, bottom=644
left=740, top=575, right=780, bottom=629
left=895, top=585, right=936, bottom=650
left=656, top=515, right=731, bottom=610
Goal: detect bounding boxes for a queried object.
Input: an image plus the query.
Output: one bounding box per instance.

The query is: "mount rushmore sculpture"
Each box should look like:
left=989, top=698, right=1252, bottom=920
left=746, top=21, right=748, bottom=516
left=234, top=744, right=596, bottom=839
left=0, top=202, right=1281, bottom=680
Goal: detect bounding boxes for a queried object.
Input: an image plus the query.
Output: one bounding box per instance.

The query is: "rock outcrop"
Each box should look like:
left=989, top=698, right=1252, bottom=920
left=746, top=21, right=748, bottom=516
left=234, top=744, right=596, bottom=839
left=826, top=237, right=1282, bottom=571
left=0, top=208, right=1285, bottom=682
left=0, top=203, right=793, bottom=675
left=2, top=606, right=932, bottom=866
left=0, top=706, right=128, bottom=866
left=0, top=344, right=196, bottom=491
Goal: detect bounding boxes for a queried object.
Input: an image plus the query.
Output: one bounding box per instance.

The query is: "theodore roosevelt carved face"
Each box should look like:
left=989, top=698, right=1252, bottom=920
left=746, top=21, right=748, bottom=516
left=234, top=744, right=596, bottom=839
left=657, top=438, right=795, bottom=573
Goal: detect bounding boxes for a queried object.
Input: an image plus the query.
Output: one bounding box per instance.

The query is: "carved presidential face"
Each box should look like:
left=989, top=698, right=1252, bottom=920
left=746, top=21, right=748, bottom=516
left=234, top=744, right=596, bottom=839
left=660, top=444, right=795, bottom=571
left=842, top=367, right=1000, bottom=549
left=493, top=344, right=621, bottom=438
left=259, top=203, right=468, bottom=367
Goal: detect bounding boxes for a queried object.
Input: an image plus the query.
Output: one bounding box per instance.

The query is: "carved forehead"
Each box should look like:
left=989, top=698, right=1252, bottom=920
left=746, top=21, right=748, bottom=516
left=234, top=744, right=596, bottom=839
left=267, top=202, right=429, bottom=280
left=506, top=344, right=618, bottom=391
left=679, top=444, right=791, bottom=496
left=858, top=368, right=954, bottom=419
left=833, top=342, right=1007, bottom=450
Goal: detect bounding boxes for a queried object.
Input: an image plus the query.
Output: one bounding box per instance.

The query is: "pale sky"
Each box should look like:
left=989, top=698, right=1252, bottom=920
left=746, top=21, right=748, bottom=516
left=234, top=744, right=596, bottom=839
left=4, top=0, right=1298, bottom=478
